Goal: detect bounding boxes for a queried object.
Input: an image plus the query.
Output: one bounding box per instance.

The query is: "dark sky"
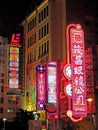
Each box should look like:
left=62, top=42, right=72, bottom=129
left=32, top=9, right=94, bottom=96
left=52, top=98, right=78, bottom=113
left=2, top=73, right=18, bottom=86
left=0, top=0, right=42, bottom=39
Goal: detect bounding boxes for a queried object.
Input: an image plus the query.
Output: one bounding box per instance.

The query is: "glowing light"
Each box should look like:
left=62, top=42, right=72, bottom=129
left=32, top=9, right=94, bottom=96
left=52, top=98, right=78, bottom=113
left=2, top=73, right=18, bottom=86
left=63, top=64, right=72, bottom=79
left=3, top=118, right=7, bottom=121
left=67, top=110, right=72, bottom=117
left=67, top=110, right=83, bottom=122
left=3, top=118, right=7, bottom=130
left=76, top=24, right=81, bottom=29
left=87, top=98, right=93, bottom=103
left=64, top=83, right=72, bottom=97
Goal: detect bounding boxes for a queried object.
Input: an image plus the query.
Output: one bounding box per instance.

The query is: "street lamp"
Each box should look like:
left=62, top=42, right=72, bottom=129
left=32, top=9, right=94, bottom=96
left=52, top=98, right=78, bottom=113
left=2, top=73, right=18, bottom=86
left=87, top=98, right=93, bottom=124
left=3, top=118, right=7, bottom=130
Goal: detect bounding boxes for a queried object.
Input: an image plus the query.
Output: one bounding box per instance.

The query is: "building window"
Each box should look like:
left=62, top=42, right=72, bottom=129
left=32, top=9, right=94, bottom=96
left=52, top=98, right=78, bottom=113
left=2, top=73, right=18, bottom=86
left=27, top=33, right=36, bottom=48
left=30, top=52, right=32, bottom=63
left=7, top=108, right=15, bottom=114
left=27, top=38, right=29, bottom=48
left=32, top=33, right=36, bottom=45
left=27, top=17, right=36, bottom=32
left=31, top=49, right=36, bottom=62
left=44, top=24, right=47, bottom=36
left=0, top=73, right=4, bottom=77
left=27, top=54, right=30, bottom=64
left=0, top=66, right=5, bottom=71
left=0, top=86, right=4, bottom=92
left=0, top=79, right=4, bottom=83
left=28, top=23, right=30, bottom=32
left=39, top=23, right=49, bottom=40
left=38, top=41, right=49, bottom=58
left=30, top=36, right=32, bottom=46
left=38, top=5, right=48, bottom=23
left=0, top=108, right=3, bottom=113
left=0, top=97, right=3, bottom=103
left=27, top=50, right=36, bottom=63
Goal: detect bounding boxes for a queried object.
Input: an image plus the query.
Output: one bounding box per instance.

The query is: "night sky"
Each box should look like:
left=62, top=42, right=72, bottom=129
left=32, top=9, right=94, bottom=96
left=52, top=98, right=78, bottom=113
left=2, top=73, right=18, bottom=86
left=0, top=0, right=42, bottom=39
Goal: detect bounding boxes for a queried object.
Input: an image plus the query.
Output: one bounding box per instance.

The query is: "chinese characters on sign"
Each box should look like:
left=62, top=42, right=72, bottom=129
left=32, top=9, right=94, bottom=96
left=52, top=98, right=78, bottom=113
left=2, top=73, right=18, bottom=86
left=9, top=47, right=19, bottom=88
left=46, top=62, right=59, bottom=119
left=48, top=66, right=56, bottom=103
left=36, top=65, right=46, bottom=110
left=70, top=27, right=87, bottom=117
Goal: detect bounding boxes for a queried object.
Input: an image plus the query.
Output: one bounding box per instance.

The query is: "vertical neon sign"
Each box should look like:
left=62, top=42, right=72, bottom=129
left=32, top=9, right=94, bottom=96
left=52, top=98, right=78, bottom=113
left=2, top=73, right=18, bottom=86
left=8, top=33, right=21, bottom=90
left=36, top=65, right=46, bottom=110
left=9, top=46, right=19, bottom=88
left=46, top=61, right=59, bottom=119
left=70, top=25, right=87, bottom=117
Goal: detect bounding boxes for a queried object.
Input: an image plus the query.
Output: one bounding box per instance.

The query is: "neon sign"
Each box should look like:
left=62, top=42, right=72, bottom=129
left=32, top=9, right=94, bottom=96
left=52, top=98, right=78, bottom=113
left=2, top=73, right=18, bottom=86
left=10, top=33, right=20, bottom=46
left=46, top=61, right=59, bottom=119
left=36, top=65, right=46, bottom=110
left=9, top=46, right=19, bottom=88
left=67, top=110, right=83, bottom=122
left=70, top=24, right=87, bottom=117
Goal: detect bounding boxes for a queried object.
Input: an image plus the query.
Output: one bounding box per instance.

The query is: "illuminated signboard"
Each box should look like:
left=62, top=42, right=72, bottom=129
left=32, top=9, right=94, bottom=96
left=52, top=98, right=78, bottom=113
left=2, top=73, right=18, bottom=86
left=48, top=66, right=56, bottom=103
left=10, top=46, right=19, bottom=53
left=36, top=65, right=46, bottom=110
left=70, top=25, right=87, bottom=117
left=9, top=46, right=19, bottom=89
left=9, top=61, right=19, bottom=70
left=63, top=64, right=72, bottom=79
left=10, top=33, right=20, bottom=46
left=9, top=71, right=19, bottom=78
left=46, top=61, right=59, bottom=119
left=64, top=83, right=72, bottom=97
left=26, top=64, right=36, bottom=111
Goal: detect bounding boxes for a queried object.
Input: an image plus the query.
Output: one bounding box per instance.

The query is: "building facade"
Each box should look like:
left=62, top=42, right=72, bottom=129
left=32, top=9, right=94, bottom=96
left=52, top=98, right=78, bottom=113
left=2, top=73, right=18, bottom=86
left=18, top=0, right=98, bottom=129
left=20, top=0, right=66, bottom=111
left=0, top=36, right=19, bottom=120
left=0, top=36, right=8, bottom=119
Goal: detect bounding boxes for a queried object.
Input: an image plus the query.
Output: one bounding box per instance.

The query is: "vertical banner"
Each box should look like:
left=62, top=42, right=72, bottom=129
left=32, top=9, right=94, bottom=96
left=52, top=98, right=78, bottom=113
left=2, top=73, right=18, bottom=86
left=70, top=25, right=87, bottom=117
left=6, top=33, right=21, bottom=95
left=9, top=46, right=19, bottom=88
left=46, top=61, right=59, bottom=120
left=36, top=65, right=46, bottom=110
left=26, top=64, right=36, bottom=111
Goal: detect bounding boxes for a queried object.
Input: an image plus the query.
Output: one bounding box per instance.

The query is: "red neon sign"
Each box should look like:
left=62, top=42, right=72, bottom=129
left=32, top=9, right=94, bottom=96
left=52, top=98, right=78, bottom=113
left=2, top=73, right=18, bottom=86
left=70, top=25, right=87, bottom=117
left=10, top=33, right=20, bottom=46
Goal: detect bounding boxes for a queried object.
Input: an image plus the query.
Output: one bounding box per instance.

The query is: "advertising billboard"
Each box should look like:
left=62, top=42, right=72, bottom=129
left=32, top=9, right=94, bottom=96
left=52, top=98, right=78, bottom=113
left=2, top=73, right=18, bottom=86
left=9, top=46, right=19, bottom=89
left=36, top=65, right=46, bottom=110
left=70, top=25, right=87, bottom=117
left=46, top=61, right=59, bottom=120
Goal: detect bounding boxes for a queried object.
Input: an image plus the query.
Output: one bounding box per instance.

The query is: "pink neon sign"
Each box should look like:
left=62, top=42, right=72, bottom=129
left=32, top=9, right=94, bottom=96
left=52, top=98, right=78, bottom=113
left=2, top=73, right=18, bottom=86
left=70, top=26, right=87, bottom=117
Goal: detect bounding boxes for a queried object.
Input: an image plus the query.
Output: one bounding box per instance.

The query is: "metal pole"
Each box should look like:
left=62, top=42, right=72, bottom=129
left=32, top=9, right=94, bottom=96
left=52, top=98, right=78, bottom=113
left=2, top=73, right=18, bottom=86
left=87, top=98, right=93, bottom=124
left=4, top=121, right=5, bottom=130
left=89, top=102, right=93, bottom=127
left=3, top=118, right=6, bottom=130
